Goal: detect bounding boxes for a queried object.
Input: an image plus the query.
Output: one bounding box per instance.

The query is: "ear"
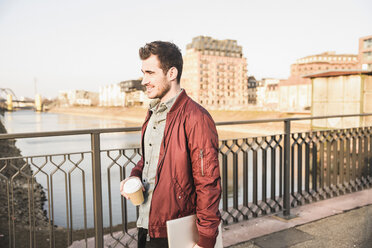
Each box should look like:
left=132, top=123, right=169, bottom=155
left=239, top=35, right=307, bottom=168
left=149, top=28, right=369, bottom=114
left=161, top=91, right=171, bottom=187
left=167, top=67, right=178, bottom=82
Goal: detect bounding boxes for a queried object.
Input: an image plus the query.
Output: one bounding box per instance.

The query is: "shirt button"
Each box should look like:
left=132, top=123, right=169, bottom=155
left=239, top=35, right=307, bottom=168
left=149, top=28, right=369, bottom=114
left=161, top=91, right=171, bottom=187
left=153, top=126, right=156, bottom=129
left=178, top=196, right=181, bottom=199
left=146, top=161, right=149, bottom=164
left=149, top=143, right=152, bottom=146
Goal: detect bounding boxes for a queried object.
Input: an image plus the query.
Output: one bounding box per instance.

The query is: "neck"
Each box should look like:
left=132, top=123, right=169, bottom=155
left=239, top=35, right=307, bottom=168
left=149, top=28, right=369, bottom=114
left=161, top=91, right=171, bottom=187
left=160, top=83, right=181, bottom=103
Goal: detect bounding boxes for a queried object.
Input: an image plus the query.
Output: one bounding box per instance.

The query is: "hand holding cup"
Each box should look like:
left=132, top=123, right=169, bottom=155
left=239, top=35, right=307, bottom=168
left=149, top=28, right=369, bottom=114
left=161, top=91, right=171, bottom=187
left=120, top=177, right=145, bottom=206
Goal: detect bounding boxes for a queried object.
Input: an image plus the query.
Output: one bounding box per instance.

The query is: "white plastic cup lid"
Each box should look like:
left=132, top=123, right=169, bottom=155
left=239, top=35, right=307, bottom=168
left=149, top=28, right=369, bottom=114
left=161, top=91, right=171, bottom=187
left=123, top=178, right=142, bottom=194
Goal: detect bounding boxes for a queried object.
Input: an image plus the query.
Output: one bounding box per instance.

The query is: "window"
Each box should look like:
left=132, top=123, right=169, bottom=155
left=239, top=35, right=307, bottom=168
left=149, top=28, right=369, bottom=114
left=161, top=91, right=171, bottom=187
left=364, top=51, right=372, bottom=60
left=364, top=38, right=372, bottom=49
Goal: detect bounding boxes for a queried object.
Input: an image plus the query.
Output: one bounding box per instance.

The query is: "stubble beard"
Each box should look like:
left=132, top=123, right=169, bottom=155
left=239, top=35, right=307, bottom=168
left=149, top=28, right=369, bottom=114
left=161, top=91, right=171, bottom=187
left=157, top=80, right=171, bottom=101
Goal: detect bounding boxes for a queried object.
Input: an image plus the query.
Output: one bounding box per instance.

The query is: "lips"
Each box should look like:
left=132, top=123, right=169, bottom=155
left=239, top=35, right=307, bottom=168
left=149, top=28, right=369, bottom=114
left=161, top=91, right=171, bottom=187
left=146, top=87, right=153, bottom=94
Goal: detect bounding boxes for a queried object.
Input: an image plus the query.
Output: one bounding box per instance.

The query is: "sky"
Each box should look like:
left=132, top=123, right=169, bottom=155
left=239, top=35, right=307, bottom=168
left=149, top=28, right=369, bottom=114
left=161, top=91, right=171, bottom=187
left=0, top=0, right=371, bottom=99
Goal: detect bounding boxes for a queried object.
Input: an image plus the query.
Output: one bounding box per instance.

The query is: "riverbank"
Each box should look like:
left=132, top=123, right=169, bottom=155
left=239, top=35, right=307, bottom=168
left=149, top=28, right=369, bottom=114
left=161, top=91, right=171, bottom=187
left=48, top=106, right=312, bottom=139
left=0, top=117, right=50, bottom=247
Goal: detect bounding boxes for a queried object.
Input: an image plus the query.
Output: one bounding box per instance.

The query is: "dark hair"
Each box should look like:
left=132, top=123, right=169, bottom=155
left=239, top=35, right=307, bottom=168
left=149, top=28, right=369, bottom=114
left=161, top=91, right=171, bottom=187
left=139, top=41, right=183, bottom=83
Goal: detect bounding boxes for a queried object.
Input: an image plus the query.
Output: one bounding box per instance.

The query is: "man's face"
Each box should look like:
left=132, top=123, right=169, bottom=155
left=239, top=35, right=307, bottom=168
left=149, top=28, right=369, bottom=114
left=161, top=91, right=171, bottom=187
left=141, top=55, right=171, bottom=101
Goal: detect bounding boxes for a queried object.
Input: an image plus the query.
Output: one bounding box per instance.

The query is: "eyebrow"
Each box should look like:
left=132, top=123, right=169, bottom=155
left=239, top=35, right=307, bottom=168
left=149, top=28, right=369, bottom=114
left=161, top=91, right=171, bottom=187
left=141, top=69, right=154, bottom=74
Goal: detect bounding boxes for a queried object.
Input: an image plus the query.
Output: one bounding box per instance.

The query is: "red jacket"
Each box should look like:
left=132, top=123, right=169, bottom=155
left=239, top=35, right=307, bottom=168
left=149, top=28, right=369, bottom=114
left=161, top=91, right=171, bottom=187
left=130, top=90, right=221, bottom=248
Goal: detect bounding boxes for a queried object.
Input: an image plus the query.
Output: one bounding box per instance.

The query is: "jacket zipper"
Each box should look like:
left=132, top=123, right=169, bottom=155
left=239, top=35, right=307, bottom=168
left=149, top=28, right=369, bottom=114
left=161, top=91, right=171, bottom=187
left=200, top=149, right=204, bottom=176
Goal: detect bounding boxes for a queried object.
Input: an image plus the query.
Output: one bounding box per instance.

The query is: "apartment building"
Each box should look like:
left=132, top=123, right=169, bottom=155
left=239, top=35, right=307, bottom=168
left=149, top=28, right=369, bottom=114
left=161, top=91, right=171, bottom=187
left=359, top=35, right=372, bottom=71
left=181, top=36, right=249, bottom=110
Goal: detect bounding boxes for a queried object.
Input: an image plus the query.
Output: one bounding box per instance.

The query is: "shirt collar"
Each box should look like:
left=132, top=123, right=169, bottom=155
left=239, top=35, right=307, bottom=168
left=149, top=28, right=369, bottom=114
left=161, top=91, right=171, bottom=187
left=148, top=89, right=183, bottom=113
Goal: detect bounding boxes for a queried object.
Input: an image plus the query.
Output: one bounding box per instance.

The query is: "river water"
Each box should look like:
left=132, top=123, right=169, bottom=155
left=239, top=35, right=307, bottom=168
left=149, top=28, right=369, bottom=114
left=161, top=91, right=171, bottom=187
left=2, top=110, right=142, bottom=229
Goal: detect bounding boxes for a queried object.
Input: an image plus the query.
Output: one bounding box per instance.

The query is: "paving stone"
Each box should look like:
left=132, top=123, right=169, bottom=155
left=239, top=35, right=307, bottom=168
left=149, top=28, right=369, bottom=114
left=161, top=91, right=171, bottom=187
left=252, top=229, right=313, bottom=248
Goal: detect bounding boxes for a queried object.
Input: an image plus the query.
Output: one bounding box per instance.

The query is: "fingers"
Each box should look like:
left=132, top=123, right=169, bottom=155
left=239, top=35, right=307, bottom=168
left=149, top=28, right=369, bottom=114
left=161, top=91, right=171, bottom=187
left=120, top=187, right=130, bottom=199
left=120, top=176, right=142, bottom=199
left=122, top=192, right=130, bottom=199
left=120, top=180, right=125, bottom=192
left=120, top=179, right=129, bottom=199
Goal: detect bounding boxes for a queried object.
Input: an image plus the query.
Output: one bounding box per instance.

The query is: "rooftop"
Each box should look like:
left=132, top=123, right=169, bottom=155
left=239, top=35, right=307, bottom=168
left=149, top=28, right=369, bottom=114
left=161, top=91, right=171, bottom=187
left=303, top=70, right=372, bottom=78
left=186, top=36, right=243, bottom=57
left=295, top=52, right=358, bottom=64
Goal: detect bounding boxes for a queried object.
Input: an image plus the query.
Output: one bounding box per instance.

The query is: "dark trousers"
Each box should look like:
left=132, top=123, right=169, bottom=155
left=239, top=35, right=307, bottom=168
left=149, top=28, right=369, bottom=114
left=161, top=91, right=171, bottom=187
left=138, top=228, right=169, bottom=248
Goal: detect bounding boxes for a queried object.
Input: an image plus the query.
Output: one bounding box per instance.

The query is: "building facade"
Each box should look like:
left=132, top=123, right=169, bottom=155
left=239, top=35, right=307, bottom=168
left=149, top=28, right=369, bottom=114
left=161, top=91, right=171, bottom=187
left=279, top=52, right=359, bottom=112
left=119, top=79, right=148, bottom=107
left=307, top=70, right=372, bottom=128
left=278, top=81, right=311, bottom=112
left=181, top=36, right=249, bottom=110
left=99, top=83, right=125, bottom=107
left=99, top=80, right=148, bottom=107
left=247, top=76, right=257, bottom=104
left=291, top=52, right=359, bottom=77
left=59, top=90, right=99, bottom=107
left=256, top=78, right=281, bottom=110
left=359, top=35, right=372, bottom=71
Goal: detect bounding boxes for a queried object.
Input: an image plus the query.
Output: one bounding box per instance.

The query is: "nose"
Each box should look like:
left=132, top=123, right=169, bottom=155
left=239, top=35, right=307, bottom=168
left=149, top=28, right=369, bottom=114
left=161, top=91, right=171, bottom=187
left=141, top=76, right=148, bottom=85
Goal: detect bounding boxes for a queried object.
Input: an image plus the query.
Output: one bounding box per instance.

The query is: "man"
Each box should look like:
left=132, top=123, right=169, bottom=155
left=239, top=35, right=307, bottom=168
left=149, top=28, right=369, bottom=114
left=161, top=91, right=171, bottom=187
left=120, top=41, right=221, bottom=248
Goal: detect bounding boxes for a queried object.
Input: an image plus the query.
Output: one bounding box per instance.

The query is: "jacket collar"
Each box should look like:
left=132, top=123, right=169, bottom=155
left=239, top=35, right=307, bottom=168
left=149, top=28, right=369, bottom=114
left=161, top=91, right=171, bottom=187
left=168, top=89, right=189, bottom=113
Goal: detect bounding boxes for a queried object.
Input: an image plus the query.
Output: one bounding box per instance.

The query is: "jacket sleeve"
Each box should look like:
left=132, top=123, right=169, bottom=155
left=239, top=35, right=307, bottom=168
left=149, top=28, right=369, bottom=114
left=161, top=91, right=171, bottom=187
left=186, top=109, right=222, bottom=248
left=130, top=155, right=144, bottom=179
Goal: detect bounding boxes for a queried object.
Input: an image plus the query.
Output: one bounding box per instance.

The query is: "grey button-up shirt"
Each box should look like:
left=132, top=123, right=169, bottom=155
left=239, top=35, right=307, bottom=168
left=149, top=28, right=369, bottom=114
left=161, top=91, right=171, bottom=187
left=137, top=90, right=182, bottom=229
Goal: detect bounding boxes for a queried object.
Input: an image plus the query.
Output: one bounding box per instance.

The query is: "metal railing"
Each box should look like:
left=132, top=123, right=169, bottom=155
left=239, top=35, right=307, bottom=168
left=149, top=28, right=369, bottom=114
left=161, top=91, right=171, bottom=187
left=0, top=114, right=371, bottom=247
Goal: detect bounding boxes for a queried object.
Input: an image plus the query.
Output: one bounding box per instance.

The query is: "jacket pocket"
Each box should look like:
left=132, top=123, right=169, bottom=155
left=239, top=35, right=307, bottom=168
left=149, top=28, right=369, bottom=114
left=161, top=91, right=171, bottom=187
left=172, top=178, right=193, bottom=213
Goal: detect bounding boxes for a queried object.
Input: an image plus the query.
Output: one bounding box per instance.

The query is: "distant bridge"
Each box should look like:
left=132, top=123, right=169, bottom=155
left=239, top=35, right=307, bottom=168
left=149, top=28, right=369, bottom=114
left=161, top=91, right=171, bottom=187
left=0, top=88, right=41, bottom=111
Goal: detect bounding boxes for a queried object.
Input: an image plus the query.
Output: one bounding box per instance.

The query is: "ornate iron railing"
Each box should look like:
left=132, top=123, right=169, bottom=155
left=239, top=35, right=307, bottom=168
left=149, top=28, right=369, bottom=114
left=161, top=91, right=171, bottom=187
left=0, top=114, right=371, bottom=248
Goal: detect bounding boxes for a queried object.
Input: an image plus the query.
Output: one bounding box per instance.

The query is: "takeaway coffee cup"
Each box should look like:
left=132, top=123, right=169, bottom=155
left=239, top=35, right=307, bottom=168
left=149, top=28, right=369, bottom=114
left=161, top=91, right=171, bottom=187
left=123, top=178, right=144, bottom=206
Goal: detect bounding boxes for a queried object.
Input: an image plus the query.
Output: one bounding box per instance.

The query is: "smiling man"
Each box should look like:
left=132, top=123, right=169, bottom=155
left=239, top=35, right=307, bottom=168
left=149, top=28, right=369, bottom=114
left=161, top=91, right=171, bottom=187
left=120, top=41, right=221, bottom=248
